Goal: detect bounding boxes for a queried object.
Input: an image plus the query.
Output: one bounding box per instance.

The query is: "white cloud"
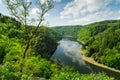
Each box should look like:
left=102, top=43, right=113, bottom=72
left=117, top=17, right=120, bottom=19
left=60, top=0, right=112, bottom=19
left=59, top=0, right=120, bottom=25
left=31, top=7, right=41, bottom=15
left=53, top=0, right=61, bottom=2
left=31, top=7, right=49, bottom=17
left=68, top=10, right=113, bottom=25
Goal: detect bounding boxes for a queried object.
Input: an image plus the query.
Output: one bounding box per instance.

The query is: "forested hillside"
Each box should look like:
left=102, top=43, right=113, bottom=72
left=0, top=14, right=58, bottom=79
left=77, top=20, right=120, bottom=70
left=51, top=25, right=83, bottom=40
left=0, top=14, right=114, bottom=80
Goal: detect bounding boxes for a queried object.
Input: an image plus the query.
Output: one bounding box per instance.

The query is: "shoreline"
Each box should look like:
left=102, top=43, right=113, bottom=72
left=80, top=49, right=120, bottom=80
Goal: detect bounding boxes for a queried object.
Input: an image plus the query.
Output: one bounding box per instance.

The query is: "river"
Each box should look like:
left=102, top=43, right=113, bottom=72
left=51, top=39, right=120, bottom=80
left=51, top=39, right=92, bottom=73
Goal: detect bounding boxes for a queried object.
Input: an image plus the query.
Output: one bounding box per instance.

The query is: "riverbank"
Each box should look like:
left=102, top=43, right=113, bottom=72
left=80, top=49, right=120, bottom=80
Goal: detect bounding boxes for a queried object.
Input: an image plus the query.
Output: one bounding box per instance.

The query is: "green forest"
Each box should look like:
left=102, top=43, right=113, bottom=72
left=77, top=20, right=120, bottom=70
left=0, top=12, right=114, bottom=80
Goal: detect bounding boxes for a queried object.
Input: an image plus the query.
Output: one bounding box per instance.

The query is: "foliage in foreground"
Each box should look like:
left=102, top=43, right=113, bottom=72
left=50, top=66, right=114, bottom=80
left=0, top=58, right=114, bottom=80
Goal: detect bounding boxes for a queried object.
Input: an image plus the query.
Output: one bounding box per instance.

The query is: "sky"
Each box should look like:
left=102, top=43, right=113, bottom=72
left=0, top=0, right=120, bottom=27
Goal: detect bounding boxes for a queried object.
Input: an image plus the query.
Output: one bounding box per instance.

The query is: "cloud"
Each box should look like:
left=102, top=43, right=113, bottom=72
left=53, top=0, right=61, bottom=2
left=31, top=7, right=49, bottom=17
left=60, top=0, right=112, bottom=19
left=60, top=0, right=120, bottom=25
left=68, top=10, right=113, bottom=25
left=117, top=17, right=120, bottom=19
left=31, top=7, right=41, bottom=15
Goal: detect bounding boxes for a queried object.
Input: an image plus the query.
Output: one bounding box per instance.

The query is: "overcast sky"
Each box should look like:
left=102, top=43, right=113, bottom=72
left=0, top=0, right=120, bottom=27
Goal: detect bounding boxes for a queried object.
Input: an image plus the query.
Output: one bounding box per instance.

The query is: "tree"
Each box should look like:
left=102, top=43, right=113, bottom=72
left=6, top=0, right=54, bottom=72
left=33, top=26, right=57, bottom=59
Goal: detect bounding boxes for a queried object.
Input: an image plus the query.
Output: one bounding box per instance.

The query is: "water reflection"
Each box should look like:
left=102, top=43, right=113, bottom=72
left=51, top=39, right=92, bottom=73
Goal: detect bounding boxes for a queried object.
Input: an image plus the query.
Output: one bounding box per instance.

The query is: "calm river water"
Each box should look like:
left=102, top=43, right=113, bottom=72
left=51, top=39, right=92, bottom=73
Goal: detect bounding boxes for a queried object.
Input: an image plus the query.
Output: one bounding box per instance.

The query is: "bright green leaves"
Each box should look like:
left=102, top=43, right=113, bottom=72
left=101, top=48, right=120, bottom=69
left=50, top=67, right=114, bottom=80
left=23, top=56, right=57, bottom=79
left=0, top=62, right=21, bottom=80
left=77, top=20, right=120, bottom=70
left=0, top=35, right=9, bottom=63
left=77, top=27, right=91, bottom=43
left=0, top=34, right=23, bottom=64
left=4, top=41, right=23, bottom=63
